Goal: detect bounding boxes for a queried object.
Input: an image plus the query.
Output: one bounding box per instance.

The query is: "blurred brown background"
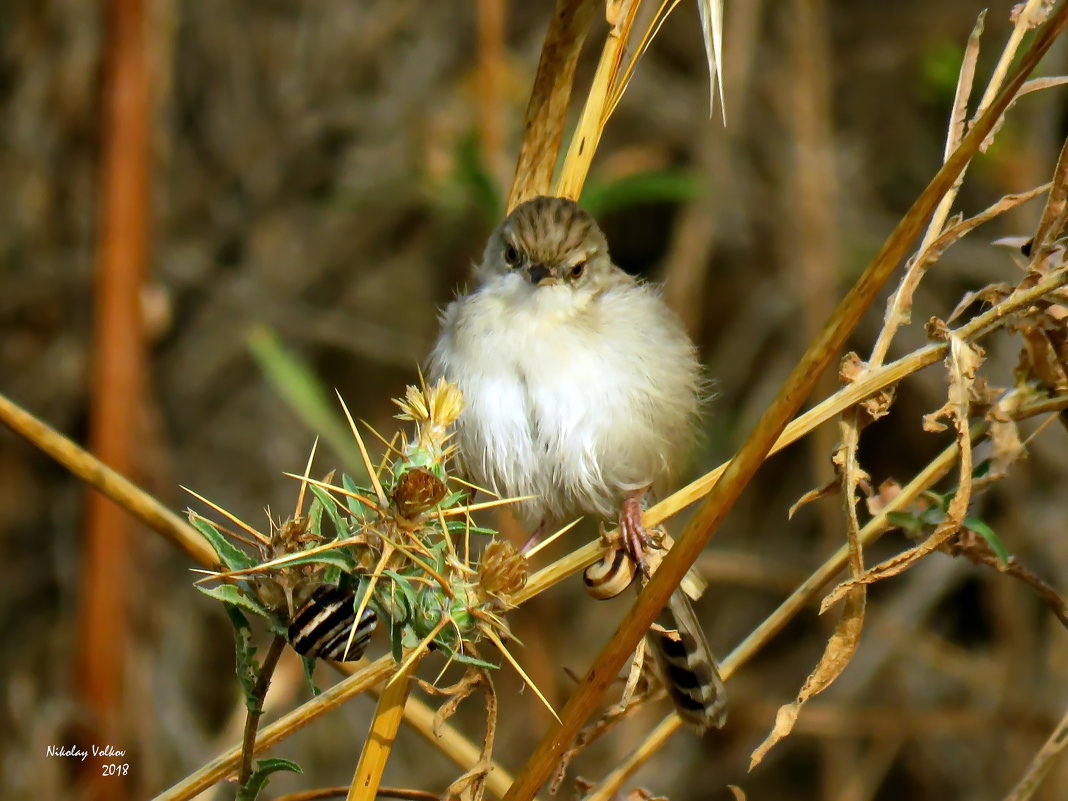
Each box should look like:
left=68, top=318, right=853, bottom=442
left=2, top=1, right=1067, bottom=800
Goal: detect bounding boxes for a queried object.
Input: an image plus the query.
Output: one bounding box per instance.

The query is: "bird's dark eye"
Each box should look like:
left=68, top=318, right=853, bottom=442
left=504, top=244, right=520, bottom=266
left=570, top=261, right=586, bottom=279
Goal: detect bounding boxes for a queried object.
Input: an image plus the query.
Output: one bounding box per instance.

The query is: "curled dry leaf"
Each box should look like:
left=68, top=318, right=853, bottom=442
left=750, top=587, right=866, bottom=771
left=926, top=316, right=952, bottom=341
left=752, top=411, right=868, bottom=771
left=727, top=786, right=747, bottom=801
left=439, top=669, right=497, bottom=801
left=427, top=668, right=484, bottom=736
left=839, top=351, right=896, bottom=423
left=948, top=283, right=1015, bottom=323
left=822, top=336, right=981, bottom=610
left=988, top=415, right=1026, bottom=478
left=1011, top=0, right=1055, bottom=27
left=788, top=479, right=839, bottom=520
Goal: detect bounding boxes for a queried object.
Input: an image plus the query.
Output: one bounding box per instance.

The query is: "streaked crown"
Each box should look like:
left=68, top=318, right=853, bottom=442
left=495, top=196, right=608, bottom=267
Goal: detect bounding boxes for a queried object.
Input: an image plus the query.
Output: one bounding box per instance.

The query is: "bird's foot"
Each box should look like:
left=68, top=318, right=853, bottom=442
left=619, top=489, right=658, bottom=578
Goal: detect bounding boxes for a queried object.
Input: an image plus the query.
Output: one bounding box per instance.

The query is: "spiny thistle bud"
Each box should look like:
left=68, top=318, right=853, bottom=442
left=477, top=540, right=527, bottom=602
left=392, top=466, right=448, bottom=518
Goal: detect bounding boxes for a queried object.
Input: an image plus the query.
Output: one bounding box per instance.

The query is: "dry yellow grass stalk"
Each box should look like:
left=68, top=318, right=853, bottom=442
left=554, top=0, right=643, bottom=200
left=347, top=669, right=416, bottom=801
left=1002, top=700, right=1068, bottom=801
left=0, top=390, right=216, bottom=566
left=507, top=0, right=598, bottom=210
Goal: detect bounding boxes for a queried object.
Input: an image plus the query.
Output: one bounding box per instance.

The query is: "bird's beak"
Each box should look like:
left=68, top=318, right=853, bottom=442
left=527, top=264, right=557, bottom=286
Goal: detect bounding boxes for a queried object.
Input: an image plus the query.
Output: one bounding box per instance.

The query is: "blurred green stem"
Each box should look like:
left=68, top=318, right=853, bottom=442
left=238, top=635, right=287, bottom=791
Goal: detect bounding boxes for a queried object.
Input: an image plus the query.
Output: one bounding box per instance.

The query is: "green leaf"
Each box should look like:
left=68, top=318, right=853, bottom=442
left=223, top=605, right=260, bottom=706
left=436, top=490, right=467, bottom=511
left=964, top=516, right=1011, bottom=565
left=279, top=550, right=355, bottom=572
left=246, top=326, right=365, bottom=475
left=197, top=583, right=274, bottom=621
left=442, top=520, right=497, bottom=536
left=886, top=511, right=921, bottom=533
left=381, top=571, right=418, bottom=623
left=342, top=473, right=369, bottom=520
left=189, top=516, right=257, bottom=571
left=237, top=757, right=303, bottom=801
left=920, top=507, right=945, bottom=527
left=301, top=655, right=321, bottom=696
left=443, top=647, right=499, bottom=670
left=308, top=496, right=324, bottom=538
left=309, top=485, right=350, bottom=539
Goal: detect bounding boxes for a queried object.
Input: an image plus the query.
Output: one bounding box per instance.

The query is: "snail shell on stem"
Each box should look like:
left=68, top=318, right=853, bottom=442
left=583, top=546, right=637, bottom=600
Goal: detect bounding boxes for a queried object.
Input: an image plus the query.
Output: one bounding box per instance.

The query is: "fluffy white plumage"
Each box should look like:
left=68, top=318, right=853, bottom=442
left=428, top=196, right=703, bottom=527
left=429, top=196, right=725, bottom=732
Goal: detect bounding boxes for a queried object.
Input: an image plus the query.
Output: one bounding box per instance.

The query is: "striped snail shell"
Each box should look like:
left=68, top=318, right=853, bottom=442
left=583, top=547, right=637, bottom=600
left=288, top=584, right=377, bottom=662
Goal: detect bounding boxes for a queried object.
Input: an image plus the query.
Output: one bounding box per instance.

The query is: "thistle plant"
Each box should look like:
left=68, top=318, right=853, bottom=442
left=186, top=378, right=549, bottom=799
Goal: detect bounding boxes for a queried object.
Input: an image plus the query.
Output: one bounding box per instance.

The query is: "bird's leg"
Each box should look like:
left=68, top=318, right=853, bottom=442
left=619, top=488, right=656, bottom=578
left=520, top=519, right=549, bottom=554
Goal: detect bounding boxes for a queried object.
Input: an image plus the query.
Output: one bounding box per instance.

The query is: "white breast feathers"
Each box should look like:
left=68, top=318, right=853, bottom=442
left=428, top=274, right=702, bottom=528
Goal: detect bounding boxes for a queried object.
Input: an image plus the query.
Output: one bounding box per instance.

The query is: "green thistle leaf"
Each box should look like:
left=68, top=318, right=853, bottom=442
left=198, top=583, right=274, bottom=622
left=964, top=516, right=1011, bottom=566
left=309, top=485, right=350, bottom=539
left=190, top=516, right=257, bottom=571
left=237, top=757, right=303, bottom=801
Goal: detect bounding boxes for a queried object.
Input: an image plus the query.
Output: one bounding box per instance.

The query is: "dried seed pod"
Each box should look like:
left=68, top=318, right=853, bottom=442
left=274, top=516, right=318, bottom=553
left=478, top=540, right=528, bottom=600
left=392, top=467, right=448, bottom=518
left=288, top=585, right=377, bottom=662
left=583, top=547, right=637, bottom=600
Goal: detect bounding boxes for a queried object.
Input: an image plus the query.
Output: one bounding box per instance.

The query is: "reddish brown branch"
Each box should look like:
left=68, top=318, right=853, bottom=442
left=77, top=1, right=151, bottom=799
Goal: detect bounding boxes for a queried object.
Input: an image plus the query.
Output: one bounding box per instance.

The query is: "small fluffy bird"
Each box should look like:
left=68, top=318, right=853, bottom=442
left=429, top=195, right=726, bottom=732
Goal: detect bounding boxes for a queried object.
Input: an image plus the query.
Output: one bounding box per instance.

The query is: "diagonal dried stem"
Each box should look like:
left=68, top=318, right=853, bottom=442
left=0, top=391, right=216, bottom=566
left=507, top=0, right=599, bottom=210
left=1002, top=699, right=1068, bottom=801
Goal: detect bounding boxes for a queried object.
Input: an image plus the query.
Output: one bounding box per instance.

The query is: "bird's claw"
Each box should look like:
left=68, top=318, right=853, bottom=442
left=620, top=491, right=653, bottom=578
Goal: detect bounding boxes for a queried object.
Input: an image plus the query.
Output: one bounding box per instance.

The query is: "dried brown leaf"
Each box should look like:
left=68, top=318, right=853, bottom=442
left=1011, top=0, right=1055, bottom=27
left=507, top=0, right=598, bottom=210
left=1032, top=136, right=1068, bottom=256
left=752, top=409, right=868, bottom=770
left=949, top=283, right=1015, bottom=323
left=823, top=337, right=979, bottom=609
left=1020, top=328, right=1068, bottom=391
left=438, top=670, right=496, bottom=801
left=989, top=416, right=1026, bottom=477
left=927, top=316, right=951, bottom=341
left=750, top=587, right=866, bottom=770
left=838, top=352, right=896, bottom=421
left=788, top=479, right=839, bottom=520
left=946, top=11, right=986, bottom=158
